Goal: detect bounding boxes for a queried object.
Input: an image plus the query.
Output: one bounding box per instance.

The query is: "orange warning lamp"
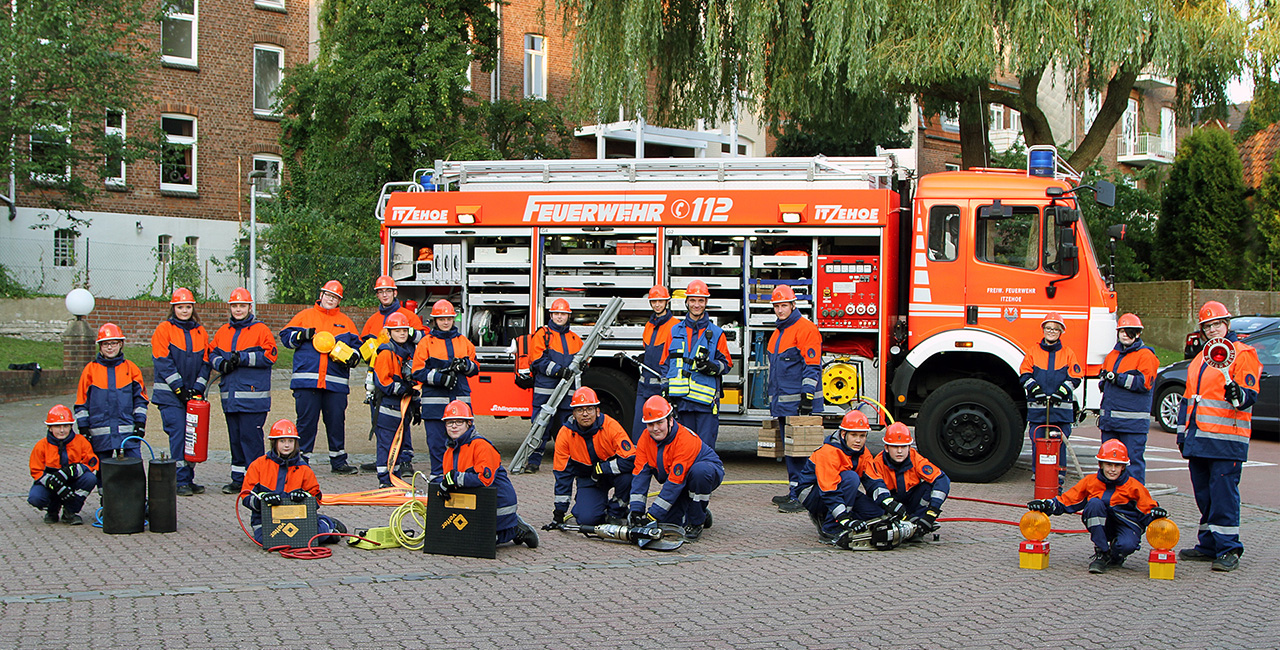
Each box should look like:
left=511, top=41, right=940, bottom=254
left=1147, top=518, right=1180, bottom=580
left=312, top=331, right=336, bottom=354
left=1018, top=510, right=1051, bottom=570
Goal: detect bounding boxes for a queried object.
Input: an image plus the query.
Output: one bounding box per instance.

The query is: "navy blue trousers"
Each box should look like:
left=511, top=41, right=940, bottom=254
left=570, top=474, right=631, bottom=525
left=225, top=411, right=267, bottom=484
left=653, top=460, right=723, bottom=527
left=29, top=472, right=98, bottom=515
left=802, top=470, right=884, bottom=538
left=1188, top=456, right=1243, bottom=556
left=1081, top=497, right=1143, bottom=559
left=294, top=389, right=349, bottom=470
left=677, top=409, right=719, bottom=449
left=157, top=404, right=196, bottom=486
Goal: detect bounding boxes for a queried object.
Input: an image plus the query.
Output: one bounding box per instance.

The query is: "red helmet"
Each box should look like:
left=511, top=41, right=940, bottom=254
left=430, top=300, right=457, bottom=318
left=374, top=275, right=396, bottom=291
left=570, top=387, right=600, bottom=408
left=96, top=323, right=125, bottom=343
left=268, top=419, right=300, bottom=440
left=320, top=280, right=344, bottom=299
left=685, top=280, right=711, bottom=298
left=1116, top=313, right=1143, bottom=330
left=549, top=298, right=572, bottom=314
left=384, top=312, right=411, bottom=330
left=838, top=410, right=870, bottom=432
left=45, top=404, right=74, bottom=426
left=228, top=287, right=253, bottom=304
left=1042, top=312, right=1065, bottom=331
left=641, top=395, right=673, bottom=423
left=442, top=400, right=474, bottom=421
left=1198, top=301, right=1231, bottom=327
left=770, top=285, right=797, bottom=304
left=647, top=286, right=671, bottom=301
left=882, top=422, right=913, bottom=446
left=1095, top=439, right=1130, bottom=465
left=170, top=287, right=195, bottom=305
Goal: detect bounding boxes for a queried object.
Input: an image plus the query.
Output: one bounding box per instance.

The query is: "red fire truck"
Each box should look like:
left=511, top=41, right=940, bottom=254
left=375, top=151, right=1118, bottom=481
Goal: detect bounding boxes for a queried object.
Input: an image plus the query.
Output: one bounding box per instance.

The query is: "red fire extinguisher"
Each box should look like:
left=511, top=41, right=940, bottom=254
left=184, top=395, right=210, bottom=464
left=1032, top=399, right=1062, bottom=499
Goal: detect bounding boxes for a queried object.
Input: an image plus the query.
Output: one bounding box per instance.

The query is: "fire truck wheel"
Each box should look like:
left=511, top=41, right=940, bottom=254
left=915, top=378, right=1022, bottom=483
left=1154, top=383, right=1183, bottom=434
left=581, top=367, right=636, bottom=431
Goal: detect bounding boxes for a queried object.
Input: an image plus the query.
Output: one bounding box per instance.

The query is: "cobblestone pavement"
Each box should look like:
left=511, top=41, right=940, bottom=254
left=2, top=386, right=1277, bottom=649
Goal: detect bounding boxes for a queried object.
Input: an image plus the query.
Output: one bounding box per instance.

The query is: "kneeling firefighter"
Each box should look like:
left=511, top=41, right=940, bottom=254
left=239, top=420, right=345, bottom=545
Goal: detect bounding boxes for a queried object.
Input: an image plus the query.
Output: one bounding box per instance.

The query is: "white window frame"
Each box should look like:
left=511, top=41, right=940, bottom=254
left=161, top=0, right=198, bottom=67
left=254, top=0, right=283, bottom=12
left=1121, top=98, right=1139, bottom=154
left=30, top=113, right=69, bottom=184
left=185, top=236, right=199, bottom=258
left=252, top=153, right=282, bottom=197
left=1160, top=107, right=1176, bottom=155
left=160, top=114, right=197, bottom=193
left=105, top=109, right=126, bottom=187
left=157, top=234, right=172, bottom=263
left=524, top=34, right=546, bottom=99
left=253, top=44, right=284, bottom=116
left=54, top=229, right=76, bottom=267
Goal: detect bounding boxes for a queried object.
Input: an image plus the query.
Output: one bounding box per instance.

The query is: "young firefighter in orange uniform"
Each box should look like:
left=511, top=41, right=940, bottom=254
left=1029, top=440, right=1168, bottom=574
left=209, top=287, right=277, bottom=495
left=358, top=275, right=424, bottom=473
left=239, top=419, right=346, bottom=545
left=630, top=285, right=675, bottom=440
left=865, top=422, right=950, bottom=540
left=279, top=280, right=362, bottom=475
left=795, top=411, right=886, bottom=547
left=371, top=312, right=419, bottom=487
left=434, top=400, right=539, bottom=548
left=1019, top=312, right=1083, bottom=490
left=549, top=387, right=636, bottom=528
left=766, top=284, right=824, bottom=513
left=150, top=287, right=210, bottom=495
left=629, top=396, right=723, bottom=541
left=75, top=323, right=148, bottom=460
left=524, top=298, right=584, bottom=471
left=1097, top=313, right=1160, bottom=483
left=662, top=280, right=733, bottom=448
left=29, top=405, right=99, bottom=525
left=410, top=300, right=478, bottom=477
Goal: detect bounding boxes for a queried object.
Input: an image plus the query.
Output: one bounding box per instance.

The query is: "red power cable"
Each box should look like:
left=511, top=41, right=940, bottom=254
left=235, top=495, right=379, bottom=559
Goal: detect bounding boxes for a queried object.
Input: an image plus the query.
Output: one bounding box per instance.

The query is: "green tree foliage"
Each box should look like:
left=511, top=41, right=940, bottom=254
left=469, top=95, right=573, bottom=160
left=771, top=90, right=911, bottom=157
left=0, top=0, right=161, bottom=227
left=1156, top=128, right=1247, bottom=288
left=1248, top=154, right=1280, bottom=290
left=258, top=196, right=379, bottom=306
left=1080, top=165, right=1163, bottom=283
left=562, top=0, right=1244, bottom=170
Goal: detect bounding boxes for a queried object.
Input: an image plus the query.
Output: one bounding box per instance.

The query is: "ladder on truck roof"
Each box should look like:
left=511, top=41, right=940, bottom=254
left=426, top=155, right=904, bottom=188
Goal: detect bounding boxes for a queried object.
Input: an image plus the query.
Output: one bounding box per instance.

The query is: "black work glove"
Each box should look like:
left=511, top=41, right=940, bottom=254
left=173, top=386, right=188, bottom=403
left=576, top=358, right=590, bottom=373
left=845, top=518, right=868, bottom=534
left=296, top=328, right=315, bottom=343
left=222, top=353, right=241, bottom=373
left=1149, top=506, right=1168, bottom=520
left=692, top=358, right=719, bottom=376
left=1224, top=382, right=1244, bottom=407
left=439, top=371, right=458, bottom=391
left=401, top=360, right=414, bottom=381
left=590, top=462, right=606, bottom=480
left=54, top=481, right=74, bottom=501
left=345, top=353, right=361, bottom=369
left=440, top=471, right=463, bottom=493
left=261, top=492, right=283, bottom=507
left=910, top=508, right=940, bottom=532
left=407, top=400, right=422, bottom=426
left=288, top=489, right=310, bottom=503
left=1027, top=385, right=1046, bottom=402
left=1027, top=499, right=1055, bottom=513
left=57, top=465, right=81, bottom=482
left=1055, top=384, right=1072, bottom=401
left=798, top=393, right=813, bottom=415
left=449, top=357, right=470, bottom=374
left=878, top=497, right=906, bottom=520
left=190, top=390, right=203, bottom=400
left=550, top=365, right=570, bottom=380
left=134, top=424, right=146, bottom=438
left=44, top=473, right=66, bottom=495
left=629, top=511, right=652, bottom=527
left=1099, top=370, right=1117, bottom=384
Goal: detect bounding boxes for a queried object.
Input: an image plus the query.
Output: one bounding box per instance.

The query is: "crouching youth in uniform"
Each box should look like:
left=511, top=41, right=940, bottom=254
left=629, top=396, right=723, bottom=541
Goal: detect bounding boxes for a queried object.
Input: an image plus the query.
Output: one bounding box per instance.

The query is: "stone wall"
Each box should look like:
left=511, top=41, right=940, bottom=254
left=1115, top=280, right=1194, bottom=350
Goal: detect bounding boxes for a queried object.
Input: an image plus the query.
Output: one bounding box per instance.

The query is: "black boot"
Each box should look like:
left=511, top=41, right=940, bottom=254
left=703, top=509, right=712, bottom=529
left=43, top=505, right=59, bottom=524
left=1088, top=550, right=1110, bottom=574
left=61, top=511, right=83, bottom=526
left=513, top=516, right=539, bottom=548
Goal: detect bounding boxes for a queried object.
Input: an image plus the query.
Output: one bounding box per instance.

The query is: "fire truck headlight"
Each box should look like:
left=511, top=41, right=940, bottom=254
left=781, top=212, right=801, bottom=224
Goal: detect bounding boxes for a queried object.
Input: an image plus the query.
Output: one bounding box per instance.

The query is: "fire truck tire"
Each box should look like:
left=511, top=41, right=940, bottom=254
left=915, top=378, right=1022, bottom=483
left=582, top=367, right=636, bottom=432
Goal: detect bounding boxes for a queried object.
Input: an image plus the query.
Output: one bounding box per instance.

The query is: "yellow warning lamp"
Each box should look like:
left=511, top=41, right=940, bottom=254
left=1147, top=517, right=1180, bottom=580
left=312, top=330, right=336, bottom=354
left=1018, top=510, right=1051, bottom=570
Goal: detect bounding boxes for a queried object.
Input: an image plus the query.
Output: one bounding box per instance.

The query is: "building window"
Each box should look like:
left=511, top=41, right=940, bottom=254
left=30, top=116, right=69, bottom=184
left=157, top=235, right=172, bottom=263
left=1120, top=98, right=1139, bottom=155
left=253, top=44, right=284, bottom=116
left=254, top=0, right=283, bottom=11
left=523, top=34, right=546, bottom=99
left=944, top=163, right=961, bottom=172
left=940, top=112, right=959, bottom=133
left=161, top=114, right=197, bottom=192
left=185, top=236, right=199, bottom=258
left=161, top=0, right=197, bottom=67
left=252, top=154, right=282, bottom=197
left=54, top=229, right=76, bottom=267
left=976, top=205, right=1040, bottom=271
left=105, top=110, right=126, bottom=187
left=1160, top=106, right=1176, bottom=155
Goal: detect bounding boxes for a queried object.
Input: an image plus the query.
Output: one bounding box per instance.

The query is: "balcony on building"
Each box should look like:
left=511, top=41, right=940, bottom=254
left=1133, top=69, right=1176, bottom=91
left=1118, top=133, right=1174, bottom=166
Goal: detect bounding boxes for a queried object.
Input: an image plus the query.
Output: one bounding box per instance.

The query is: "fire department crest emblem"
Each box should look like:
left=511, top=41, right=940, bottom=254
left=1003, top=307, right=1019, bottom=322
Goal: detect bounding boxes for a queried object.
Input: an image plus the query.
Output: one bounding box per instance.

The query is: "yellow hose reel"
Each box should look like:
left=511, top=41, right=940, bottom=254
left=822, top=362, right=861, bottom=405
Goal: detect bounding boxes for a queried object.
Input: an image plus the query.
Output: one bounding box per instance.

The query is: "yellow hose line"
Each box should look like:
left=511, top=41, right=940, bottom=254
left=387, top=471, right=431, bottom=550
left=857, top=395, right=895, bottom=424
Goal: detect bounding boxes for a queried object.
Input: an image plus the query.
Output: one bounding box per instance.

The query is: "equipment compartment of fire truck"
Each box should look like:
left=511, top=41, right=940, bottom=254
left=376, top=151, right=1118, bottom=482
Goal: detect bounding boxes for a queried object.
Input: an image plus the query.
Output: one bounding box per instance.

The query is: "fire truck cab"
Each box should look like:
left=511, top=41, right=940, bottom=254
left=376, top=151, right=1117, bottom=481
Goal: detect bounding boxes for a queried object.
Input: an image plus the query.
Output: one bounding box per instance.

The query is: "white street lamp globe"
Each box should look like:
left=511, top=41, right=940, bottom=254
left=65, top=288, right=95, bottom=317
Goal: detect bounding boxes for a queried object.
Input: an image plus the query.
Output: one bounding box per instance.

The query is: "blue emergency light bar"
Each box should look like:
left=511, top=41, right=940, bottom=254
left=1027, top=146, right=1056, bottom=178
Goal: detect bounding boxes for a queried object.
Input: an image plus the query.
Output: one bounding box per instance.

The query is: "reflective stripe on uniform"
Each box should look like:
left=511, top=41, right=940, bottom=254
left=1085, top=516, right=1106, bottom=528
left=1102, top=409, right=1148, bottom=420
left=496, top=505, right=518, bottom=517
left=653, top=496, right=673, bottom=511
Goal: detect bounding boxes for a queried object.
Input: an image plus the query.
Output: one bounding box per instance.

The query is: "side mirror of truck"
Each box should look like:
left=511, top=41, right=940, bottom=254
left=1094, top=181, right=1116, bottom=208
left=1053, top=207, right=1080, bottom=226
left=1058, top=243, right=1078, bottom=276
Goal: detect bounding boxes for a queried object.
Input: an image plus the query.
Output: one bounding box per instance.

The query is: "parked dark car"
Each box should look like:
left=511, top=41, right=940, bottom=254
left=1154, top=328, right=1280, bottom=438
left=1184, top=315, right=1280, bottom=359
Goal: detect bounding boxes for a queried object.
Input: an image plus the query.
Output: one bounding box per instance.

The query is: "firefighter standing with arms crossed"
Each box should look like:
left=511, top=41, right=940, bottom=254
left=411, top=299, right=478, bottom=477
left=1177, top=301, right=1262, bottom=572
left=662, top=280, right=733, bottom=448
left=150, top=288, right=211, bottom=495
left=630, top=286, right=675, bottom=440
left=359, top=275, right=424, bottom=473
left=1097, top=313, right=1159, bottom=483
left=765, top=285, right=824, bottom=513
left=209, top=287, right=277, bottom=494
left=280, top=280, right=362, bottom=475
left=522, top=298, right=584, bottom=472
